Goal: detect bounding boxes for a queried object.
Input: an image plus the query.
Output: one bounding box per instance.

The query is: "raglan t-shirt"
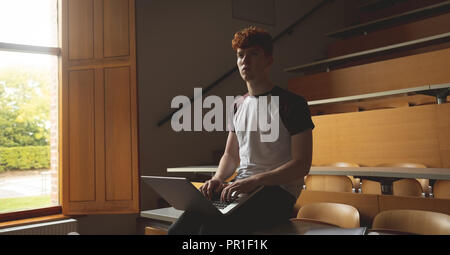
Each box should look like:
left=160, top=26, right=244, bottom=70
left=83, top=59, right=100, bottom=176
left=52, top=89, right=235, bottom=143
left=228, top=86, right=315, bottom=198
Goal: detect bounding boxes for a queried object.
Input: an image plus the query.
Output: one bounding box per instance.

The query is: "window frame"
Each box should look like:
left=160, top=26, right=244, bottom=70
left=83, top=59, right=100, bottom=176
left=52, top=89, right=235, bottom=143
left=0, top=3, right=62, bottom=223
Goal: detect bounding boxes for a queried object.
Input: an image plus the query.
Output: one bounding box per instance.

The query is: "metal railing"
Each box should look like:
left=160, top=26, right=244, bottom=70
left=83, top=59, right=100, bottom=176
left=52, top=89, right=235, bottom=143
left=156, top=0, right=331, bottom=127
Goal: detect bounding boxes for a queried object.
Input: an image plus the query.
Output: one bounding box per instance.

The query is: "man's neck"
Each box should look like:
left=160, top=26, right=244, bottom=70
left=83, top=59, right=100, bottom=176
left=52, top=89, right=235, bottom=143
left=246, top=79, right=275, bottom=96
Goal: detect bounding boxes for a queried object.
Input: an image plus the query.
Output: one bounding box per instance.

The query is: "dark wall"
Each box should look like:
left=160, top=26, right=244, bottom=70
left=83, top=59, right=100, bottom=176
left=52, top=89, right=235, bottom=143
left=77, top=0, right=359, bottom=234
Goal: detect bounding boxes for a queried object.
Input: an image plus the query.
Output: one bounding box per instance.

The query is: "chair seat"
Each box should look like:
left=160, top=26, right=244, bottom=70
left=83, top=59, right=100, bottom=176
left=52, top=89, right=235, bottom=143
left=296, top=202, right=360, bottom=229
left=372, top=209, right=450, bottom=235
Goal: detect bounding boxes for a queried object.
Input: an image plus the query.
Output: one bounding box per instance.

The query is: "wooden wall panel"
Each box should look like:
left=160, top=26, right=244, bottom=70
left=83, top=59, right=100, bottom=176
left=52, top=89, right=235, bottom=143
left=311, top=104, right=450, bottom=168
left=288, top=48, right=450, bottom=101
left=104, top=67, right=132, bottom=201
left=104, top=0, right=130, bottom=57
left=62, top=0, right=138, bottom=214
left=437, top=103, right=450, bottom=167
left=378, top=195, right=450, bottom=215
left=68, top=0, right=94, bottom=60
left=68, top=70, right=96, bottom=202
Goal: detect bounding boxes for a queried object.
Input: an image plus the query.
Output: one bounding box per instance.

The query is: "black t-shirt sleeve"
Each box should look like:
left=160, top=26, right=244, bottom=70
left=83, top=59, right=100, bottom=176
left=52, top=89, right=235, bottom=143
left=284, top=97, right=315, bottom=136
left=228, top=96, right=243, bottom=133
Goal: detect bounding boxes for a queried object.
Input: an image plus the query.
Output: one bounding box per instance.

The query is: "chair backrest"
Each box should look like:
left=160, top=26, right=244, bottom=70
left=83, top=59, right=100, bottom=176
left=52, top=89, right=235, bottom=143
left=225, top=171, right=238, bottom=183
left=191, top=182, right=204, bottom=190
left=304, top=175, right=354, bottom=192
left=393, top=179, right=423, bottom=197
left=297, top=202, right=360, bottom=228
left=377, top=163, right=428, bottom=195
left=433, top=180, right=450, bottom=199
left=322, top=162, right=360, bottom=168
left=361, top=179, right=382, bottom=195
left=320, top=162, right=360, bottom=189
left=372, top=210, right=450, bottom=235
left=145, top=226, right=167, bottom=235
left=376, top=162, right=427, bottom=168
left=359, top=103, right=410, bottom=111
left=416, top=178, right=430, bottom=194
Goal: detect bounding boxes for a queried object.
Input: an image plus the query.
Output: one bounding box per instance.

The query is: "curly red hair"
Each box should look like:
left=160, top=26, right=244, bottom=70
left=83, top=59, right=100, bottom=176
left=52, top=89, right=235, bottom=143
left=232, top=26, right=273, bottom=56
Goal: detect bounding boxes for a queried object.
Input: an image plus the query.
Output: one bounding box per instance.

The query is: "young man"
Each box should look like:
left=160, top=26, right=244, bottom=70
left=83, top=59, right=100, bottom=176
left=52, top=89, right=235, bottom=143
left=168, top=26, right=314, bottom=235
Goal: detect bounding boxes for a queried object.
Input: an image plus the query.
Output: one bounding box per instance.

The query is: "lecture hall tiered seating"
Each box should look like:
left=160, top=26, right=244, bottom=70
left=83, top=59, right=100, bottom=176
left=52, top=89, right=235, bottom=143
left=287, top=0, right=450, bottom=234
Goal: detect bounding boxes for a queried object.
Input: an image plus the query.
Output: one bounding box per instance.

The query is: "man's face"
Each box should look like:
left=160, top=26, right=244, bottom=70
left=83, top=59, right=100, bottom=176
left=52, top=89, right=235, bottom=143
left=236, top=46, right=273, bottom=82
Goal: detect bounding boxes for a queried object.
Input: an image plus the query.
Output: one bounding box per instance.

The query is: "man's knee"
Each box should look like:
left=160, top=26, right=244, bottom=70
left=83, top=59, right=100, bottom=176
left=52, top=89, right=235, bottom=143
left=167, top=210, right=204, bottom=235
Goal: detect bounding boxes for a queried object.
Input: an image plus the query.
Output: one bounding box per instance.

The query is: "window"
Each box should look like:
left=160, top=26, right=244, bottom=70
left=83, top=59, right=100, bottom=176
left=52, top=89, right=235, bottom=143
left=0, top=0, right=60, bottom=218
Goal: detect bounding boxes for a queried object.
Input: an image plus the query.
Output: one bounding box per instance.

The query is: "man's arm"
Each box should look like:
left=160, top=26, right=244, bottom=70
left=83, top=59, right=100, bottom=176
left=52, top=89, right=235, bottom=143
left=221, top=129, right=312, bottom=201
left=200, top=131, right=240, bottom=199
left=212, top=131, right=240, bottom=182
left=255, top=128, right=312, bottom=186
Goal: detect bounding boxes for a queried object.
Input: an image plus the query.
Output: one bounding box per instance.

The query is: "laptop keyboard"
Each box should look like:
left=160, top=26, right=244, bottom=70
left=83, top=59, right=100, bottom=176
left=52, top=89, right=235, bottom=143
left=212, top=200, right=232, bottom=209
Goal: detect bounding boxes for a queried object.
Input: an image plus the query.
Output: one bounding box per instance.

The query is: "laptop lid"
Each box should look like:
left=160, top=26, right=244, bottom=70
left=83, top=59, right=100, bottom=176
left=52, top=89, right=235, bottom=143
left=141, top=175, right=262, bottom=215
left=142, top=176, right=220, bottom=215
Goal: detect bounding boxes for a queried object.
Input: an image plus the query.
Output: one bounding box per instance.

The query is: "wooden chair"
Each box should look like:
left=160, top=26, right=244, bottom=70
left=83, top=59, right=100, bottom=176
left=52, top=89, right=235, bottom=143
left=433, top=180, right=450, bottom=199
left=295, top=202, right=360, bottom=229
left=377, top=163, right=429, bottom=196
left=360, top=179, right=382, bottom=195
left=311, top=104, right=360, bottom=115
left=393, top=178, right=424, bottom=197
left=225, top=171, right=238, bottom=182
left=377, top=163, right=427, bottom=168
left=358, top=99, right=410, bottom=112
left=413, top=101, right=435, bottom=106
left=304, top=175, right=354, bottom=193
left=320, top=162, right=361, bottom=191
left=371, top=210, right=450, bottom=235
left=191, top=182, right=204, bottom=189
left=323, top=162, right=360, bottom=168
left=416, top=178, right=431, bottom=195
left=145, top=226, right=167, bottom=235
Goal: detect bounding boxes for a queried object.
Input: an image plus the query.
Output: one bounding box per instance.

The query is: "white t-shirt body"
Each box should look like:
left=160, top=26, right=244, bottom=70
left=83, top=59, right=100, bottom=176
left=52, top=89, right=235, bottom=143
left=230, top=86, right=315, bottom=198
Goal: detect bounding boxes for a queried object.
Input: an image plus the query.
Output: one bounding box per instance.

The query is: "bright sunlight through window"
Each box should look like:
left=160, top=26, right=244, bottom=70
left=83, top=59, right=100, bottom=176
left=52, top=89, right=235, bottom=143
left=0, top=0, right=59, bottom=214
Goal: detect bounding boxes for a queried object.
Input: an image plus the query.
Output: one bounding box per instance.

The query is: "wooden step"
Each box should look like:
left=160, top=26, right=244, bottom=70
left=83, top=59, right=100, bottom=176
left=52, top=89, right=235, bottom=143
left=326, top=0, right=450, bottom=38
left=287, top=48, right=450, bottom=101
left=327, top=12, right=450, bottom=58
left=285, top=32, right=450, bottom=74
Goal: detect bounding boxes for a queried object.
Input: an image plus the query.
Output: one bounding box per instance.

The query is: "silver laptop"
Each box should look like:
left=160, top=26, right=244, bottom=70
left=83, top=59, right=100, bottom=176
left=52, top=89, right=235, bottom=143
left=141, top=176, right=263, bottom=215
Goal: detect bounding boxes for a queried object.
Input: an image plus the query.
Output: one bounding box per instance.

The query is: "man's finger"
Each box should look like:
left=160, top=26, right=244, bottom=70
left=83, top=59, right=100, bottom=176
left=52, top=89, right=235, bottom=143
left=221, top=185, right=230, bottom=202
left=225, top=185, right=238, bottom=202
left=208, top=181, right=217, bottom=200
left=201, top=181, right=209, bottom=197
left=206, top=183, right=212, bottom=199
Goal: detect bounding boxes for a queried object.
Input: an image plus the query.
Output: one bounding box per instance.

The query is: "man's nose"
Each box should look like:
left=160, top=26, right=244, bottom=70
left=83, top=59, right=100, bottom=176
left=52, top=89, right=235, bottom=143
left=242, top=55, right=250, bottom=64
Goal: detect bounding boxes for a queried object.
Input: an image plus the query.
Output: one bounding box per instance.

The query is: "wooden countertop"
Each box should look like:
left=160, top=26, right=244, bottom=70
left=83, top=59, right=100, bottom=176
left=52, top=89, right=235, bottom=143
left=167, top=165, right=450, bottom=180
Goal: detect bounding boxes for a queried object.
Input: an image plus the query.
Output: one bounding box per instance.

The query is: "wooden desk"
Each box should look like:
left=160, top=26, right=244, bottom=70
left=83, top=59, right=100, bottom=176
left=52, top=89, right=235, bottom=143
left=140, top=207, right=366, bottom=235
left=309, top=166, right=450, bottom=180
left=167, top=165, right=450, bottom=180
left=167, top=165, right=218, bottom=173
left=254, top=221, right=346, bottom=235
left=139, top=207, right=183, bottom=233
left=140, top=207, right=183, bottom=223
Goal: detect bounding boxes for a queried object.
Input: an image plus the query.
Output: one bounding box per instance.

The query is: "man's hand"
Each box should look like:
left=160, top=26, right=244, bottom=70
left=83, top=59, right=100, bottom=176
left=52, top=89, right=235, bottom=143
left=199, top=178, right=225, bottom=200
left=220, top=176, right=261, bottom=202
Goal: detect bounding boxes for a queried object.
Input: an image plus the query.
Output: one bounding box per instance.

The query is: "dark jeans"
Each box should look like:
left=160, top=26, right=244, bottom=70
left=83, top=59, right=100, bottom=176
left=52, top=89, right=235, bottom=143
left=167, top=185, right=296, bottom=235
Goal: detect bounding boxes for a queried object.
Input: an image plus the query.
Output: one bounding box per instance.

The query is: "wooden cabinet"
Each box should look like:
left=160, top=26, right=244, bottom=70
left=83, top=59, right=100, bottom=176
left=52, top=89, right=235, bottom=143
left=61, top=0, right=139, bottom=214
